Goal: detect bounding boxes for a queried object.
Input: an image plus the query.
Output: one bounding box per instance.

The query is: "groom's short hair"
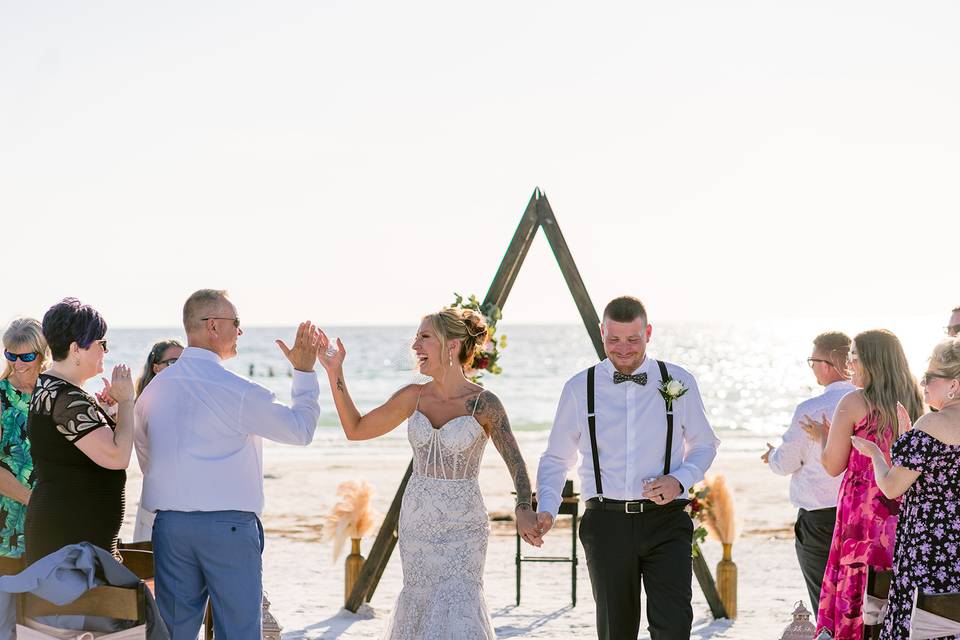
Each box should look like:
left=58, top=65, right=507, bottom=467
left=603, top=296, right=647, bottom=325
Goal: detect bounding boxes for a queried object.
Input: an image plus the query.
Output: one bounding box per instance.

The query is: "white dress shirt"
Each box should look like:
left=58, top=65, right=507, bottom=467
left=536, top=357, right=721, bottom=519
left=135, top=346, right=321, bottom=516
left=767, top=380, right=855, bottom=511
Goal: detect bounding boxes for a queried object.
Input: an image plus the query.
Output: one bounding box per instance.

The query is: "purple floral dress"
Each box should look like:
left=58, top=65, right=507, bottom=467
left=817, top=410, right=901, bottom=640
left=880, top=430, right=960, bottom=640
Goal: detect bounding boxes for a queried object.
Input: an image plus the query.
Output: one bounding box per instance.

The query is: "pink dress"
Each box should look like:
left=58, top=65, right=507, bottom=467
left=816, top=410, right=901, bottom=640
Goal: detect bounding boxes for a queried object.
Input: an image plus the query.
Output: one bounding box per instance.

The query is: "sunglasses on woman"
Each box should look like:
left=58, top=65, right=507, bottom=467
left=921, top=371, right=955, bottom=385
left=4, top=351, right=38, bottom=363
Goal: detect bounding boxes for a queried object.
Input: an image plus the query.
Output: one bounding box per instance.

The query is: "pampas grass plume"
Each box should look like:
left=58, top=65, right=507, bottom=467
left=323, top=480, right=376, bottom=562
left=703, top=474, right=738, bottom=544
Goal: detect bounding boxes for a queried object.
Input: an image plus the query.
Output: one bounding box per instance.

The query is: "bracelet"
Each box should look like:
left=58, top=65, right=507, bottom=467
left=515, top=501, right=532, bottom=511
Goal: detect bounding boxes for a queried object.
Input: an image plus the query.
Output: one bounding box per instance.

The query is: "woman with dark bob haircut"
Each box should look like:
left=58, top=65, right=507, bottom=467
left=24, top=298, right=135, bottom=563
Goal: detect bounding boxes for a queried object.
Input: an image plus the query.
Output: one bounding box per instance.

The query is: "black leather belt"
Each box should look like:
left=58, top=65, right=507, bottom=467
left=585, top=498, right=689, bottom=514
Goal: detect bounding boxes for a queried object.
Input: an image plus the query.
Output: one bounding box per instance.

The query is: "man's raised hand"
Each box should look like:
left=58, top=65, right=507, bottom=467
left=276, top=322, right=321, bottom=372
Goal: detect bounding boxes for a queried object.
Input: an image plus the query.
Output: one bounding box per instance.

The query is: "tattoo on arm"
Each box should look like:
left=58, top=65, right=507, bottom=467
left=337, top=377, right=345, bottom=392
left=473, top=393, right=532, bottom=504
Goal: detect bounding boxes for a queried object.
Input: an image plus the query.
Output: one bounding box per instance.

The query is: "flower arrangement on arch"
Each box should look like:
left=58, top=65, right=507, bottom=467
left=688, top=483, right=710, bottom=555
left=450, top=293, right=506, bottom=384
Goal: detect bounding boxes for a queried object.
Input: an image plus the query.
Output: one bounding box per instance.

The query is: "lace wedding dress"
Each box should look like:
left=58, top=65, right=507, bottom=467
left=382, top=393, right=496, bottom=640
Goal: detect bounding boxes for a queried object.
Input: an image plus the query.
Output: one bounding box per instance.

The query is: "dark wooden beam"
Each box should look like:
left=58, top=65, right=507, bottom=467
left=345, top=461, right=413, bottom=611
left=483, top=188, right=541, bottom=311
left=536, top=193, right=604, bottom=360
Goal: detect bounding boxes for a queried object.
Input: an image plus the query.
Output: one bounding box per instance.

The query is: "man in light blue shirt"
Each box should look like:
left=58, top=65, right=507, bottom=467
left=762, top=331, right=855, bottom=612
left=135, top=289, right=322, bottom=639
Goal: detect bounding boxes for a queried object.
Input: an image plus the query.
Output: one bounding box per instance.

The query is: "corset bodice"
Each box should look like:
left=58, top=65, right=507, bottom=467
left=407, top=410, right=488, bottom=480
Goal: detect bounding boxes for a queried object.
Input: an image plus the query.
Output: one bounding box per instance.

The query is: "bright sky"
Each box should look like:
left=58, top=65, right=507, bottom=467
left=1, top=2, right=956, bottom=327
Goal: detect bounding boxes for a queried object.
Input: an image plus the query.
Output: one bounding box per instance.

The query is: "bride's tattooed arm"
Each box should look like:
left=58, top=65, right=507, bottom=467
left=473, top=392, right=533, bottom=505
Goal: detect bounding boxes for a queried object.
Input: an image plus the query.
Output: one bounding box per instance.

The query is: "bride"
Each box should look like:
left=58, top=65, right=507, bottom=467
left=318, top=307, right=540, bottom=639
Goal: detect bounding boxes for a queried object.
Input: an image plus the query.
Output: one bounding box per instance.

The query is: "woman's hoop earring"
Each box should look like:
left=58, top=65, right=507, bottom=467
left=949, top=391, right=957, bottom=400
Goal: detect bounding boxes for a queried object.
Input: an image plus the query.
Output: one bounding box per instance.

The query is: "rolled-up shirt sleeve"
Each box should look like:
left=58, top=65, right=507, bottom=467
left=668, top=375, right=720, bottom=494
left=536, top=380, right=581, bottom=520
left=767, top=408, right=805, bottom=476
left=238, top=370, right=321, bottom=445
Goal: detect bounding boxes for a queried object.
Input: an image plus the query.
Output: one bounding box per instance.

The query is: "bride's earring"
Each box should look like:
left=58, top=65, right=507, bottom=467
left=448, top=351, right=453, bottom=367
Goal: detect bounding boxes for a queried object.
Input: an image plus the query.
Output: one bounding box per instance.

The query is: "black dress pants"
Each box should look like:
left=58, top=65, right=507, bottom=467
left=794, top=506, right=837, bottom=613
left=579, top=503, right=694, bottom=640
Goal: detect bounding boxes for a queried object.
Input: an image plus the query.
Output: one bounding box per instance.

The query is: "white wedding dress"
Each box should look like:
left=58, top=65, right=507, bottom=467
left=382, top=393, right=496, bottom=640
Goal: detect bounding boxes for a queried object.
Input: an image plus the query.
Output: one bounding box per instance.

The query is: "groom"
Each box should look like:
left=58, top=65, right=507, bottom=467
left=536, top=296, right=720, bottom=640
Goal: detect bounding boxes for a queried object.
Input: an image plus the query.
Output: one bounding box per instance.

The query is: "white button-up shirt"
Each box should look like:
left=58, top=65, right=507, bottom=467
left=536, top=357, right=720, bottom=519
left=767, top=380, right=855, bottom=511
left=135, top=346, right=321, bottom=516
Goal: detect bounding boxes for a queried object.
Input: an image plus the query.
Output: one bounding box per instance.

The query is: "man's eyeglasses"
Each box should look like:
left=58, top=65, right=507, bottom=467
left=201, top=317, right=241, bottom=329
left=807, top=358, right=832, bottom=368
left=4, top=351, right=38, bottom=363
left=946, top=325, right=960, bottom=337
left=921, top=371, right=955, bottom=385
left=157, top=358, right=179, bottom=367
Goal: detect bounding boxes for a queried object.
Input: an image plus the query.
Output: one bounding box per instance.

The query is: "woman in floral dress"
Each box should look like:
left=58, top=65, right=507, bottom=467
left=0, top=318, right=47, bottom=559
left=801, top=329, right=924, bottom=640
left=853, top=338, right=960, bottom=640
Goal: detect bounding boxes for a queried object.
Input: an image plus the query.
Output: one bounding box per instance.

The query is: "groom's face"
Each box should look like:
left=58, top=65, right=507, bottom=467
left=601, top=317, right=651, bottom=373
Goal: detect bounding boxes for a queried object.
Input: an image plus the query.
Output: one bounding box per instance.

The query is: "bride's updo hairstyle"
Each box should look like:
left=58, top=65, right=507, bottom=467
left=425, top=308, right=489, bottom=369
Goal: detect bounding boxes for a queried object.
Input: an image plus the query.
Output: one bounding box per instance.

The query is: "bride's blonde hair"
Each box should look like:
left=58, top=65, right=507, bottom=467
left=424, top=308, right=489, bottom=369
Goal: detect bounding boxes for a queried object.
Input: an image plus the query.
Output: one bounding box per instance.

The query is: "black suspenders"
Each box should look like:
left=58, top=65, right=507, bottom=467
left=586, top=361, right=674, bottom=502
left=586, top=366, right=603, bottom=501
left=656, top=360, right=674, bottom=478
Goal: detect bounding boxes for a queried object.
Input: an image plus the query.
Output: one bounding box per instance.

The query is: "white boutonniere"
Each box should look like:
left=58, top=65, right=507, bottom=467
left=658, top=376, right=688, bottom=410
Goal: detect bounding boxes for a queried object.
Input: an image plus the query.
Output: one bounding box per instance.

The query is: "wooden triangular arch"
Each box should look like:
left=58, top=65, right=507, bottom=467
left=345, top=188, right=727, bottom=618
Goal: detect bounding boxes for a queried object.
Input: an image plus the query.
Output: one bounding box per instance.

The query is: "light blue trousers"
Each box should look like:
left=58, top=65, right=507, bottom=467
left=153, top=510, right=264, bottom=640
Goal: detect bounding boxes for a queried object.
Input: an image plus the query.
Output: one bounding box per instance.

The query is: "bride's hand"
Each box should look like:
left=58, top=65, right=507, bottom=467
left=317, top=330, right=346, bottom=372
left=516, top=508, right=542, bottom=547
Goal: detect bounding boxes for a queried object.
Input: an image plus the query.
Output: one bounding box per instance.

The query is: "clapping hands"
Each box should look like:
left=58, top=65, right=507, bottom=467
left=276, top=322, right=322, bottom=372
left=799, top=415, right=830, bottom=442
left=99, top=365, right=134, bottom=405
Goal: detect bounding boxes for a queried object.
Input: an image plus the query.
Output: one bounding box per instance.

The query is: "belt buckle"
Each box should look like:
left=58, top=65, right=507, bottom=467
left=624, top=501, right=643, bottom=514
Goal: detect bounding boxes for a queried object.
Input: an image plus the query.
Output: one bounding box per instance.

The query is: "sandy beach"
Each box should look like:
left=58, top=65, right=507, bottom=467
left=120, top=430, right=811, bottom=639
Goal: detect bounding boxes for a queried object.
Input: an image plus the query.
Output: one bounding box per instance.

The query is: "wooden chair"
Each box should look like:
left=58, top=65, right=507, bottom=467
left=915, top=591, right=960, bottom=622
left=0, top=556, right=24, bottom=576
left=862, top=567, right=893, bottom=640
left=17, top=583, right=147, bottom=624
left=118, top=541, right=214, bottom=639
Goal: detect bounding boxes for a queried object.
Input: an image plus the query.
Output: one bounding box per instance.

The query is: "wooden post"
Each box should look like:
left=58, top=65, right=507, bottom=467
left=344, top=188, right=728, bottom=619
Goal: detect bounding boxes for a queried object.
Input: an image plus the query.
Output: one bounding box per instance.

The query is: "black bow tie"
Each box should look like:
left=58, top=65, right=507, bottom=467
left=613, top=371, right=647, bottom=385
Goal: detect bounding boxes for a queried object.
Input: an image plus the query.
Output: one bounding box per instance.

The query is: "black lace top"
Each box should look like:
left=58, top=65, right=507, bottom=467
left=24, top=373, right=125, bottom=564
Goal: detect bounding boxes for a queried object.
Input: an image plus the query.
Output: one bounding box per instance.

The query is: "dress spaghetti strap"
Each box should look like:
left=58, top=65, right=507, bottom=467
left=415, top=385, right=424, bottom=412
left=471, top=390, right=485, bottom=417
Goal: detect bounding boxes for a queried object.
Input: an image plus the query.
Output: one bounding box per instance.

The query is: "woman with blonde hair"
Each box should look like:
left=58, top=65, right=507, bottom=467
left=0, top=318, right=48, bottom=559
left=317, top=307, right=539, bottom=639
left=852, top=338, right=960, bottom=639
left=801, top=329, right=924, bottom=639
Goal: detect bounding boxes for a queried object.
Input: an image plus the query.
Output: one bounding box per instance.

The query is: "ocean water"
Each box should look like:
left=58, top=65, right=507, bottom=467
left=95, top=318, right=944, bottom=453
